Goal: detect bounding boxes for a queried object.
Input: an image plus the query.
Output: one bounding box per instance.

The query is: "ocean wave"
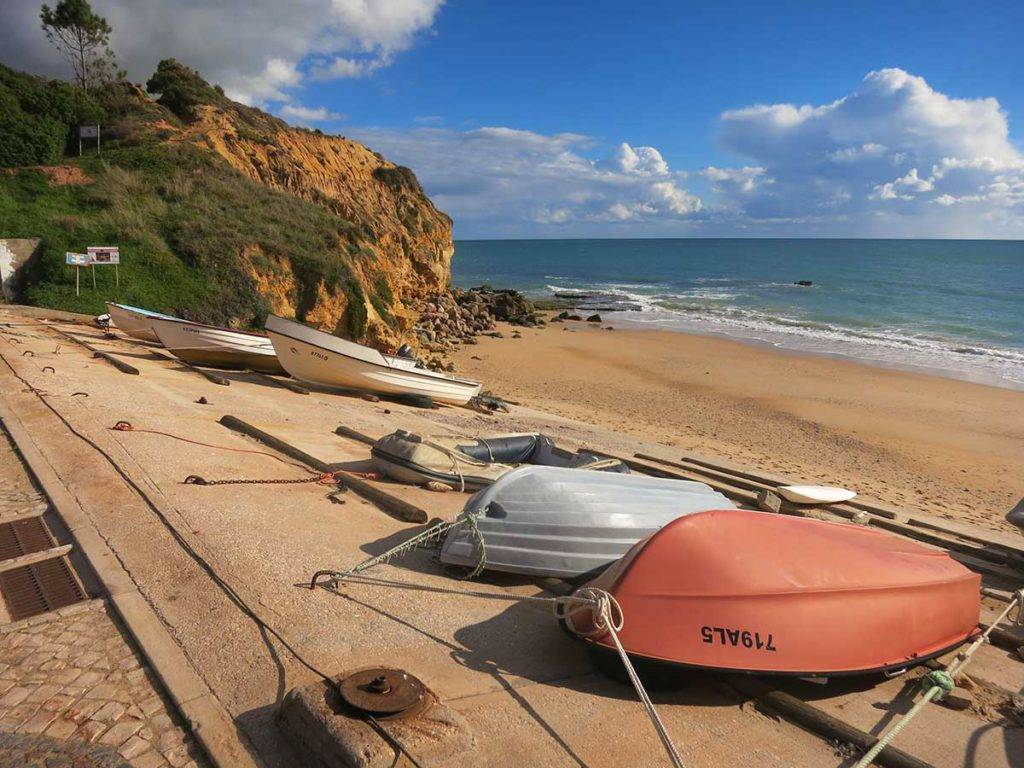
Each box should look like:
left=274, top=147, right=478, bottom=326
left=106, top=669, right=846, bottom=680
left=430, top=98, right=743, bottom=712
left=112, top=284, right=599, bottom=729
left=603, top=302, right=1024, bottom=385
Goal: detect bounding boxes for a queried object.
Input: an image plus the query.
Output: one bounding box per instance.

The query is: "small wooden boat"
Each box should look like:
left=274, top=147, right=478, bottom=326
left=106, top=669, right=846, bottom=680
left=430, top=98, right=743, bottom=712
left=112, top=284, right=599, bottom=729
left=105, top=303, right=177, bottom=343
left=778, top=485, right=857, bottom=504
left=265, top=314, right=482, bottom=406
left=371, top=430, right=627, bottom=490
left=149, top=317, right=284, bottom=374
left=439, top=466, right=734, bottom=578
left=565, top=509, right=980, bottom=676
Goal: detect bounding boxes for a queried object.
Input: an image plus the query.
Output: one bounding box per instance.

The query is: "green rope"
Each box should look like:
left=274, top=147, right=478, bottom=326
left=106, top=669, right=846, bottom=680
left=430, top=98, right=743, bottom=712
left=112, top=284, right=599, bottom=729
left=921, top=670, right=954, bottom=700
left=853, top=590, right=1023, bottom=767
left=313, top=507, right=488, bottom=586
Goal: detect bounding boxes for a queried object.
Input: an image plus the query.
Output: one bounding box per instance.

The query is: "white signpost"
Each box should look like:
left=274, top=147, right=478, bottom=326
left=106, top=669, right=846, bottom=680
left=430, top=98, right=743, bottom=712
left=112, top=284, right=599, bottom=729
left=78, top=125, right=100, bottom=156
left=66, top=252, right=90, bottom=296
left=87, top=246, right=120, bottom=288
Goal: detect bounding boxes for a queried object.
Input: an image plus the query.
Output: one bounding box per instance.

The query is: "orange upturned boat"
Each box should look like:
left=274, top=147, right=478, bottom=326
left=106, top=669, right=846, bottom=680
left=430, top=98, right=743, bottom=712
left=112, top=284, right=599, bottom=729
left=565, top=509, right=980, bottom=676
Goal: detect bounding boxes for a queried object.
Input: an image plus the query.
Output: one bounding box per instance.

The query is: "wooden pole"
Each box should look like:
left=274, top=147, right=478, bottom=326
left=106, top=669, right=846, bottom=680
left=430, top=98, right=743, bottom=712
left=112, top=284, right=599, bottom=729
left=91, top=264, right=96, bottom=290
left=115, top=263, right=119, bottom=287
left=75, top=267, right=80, bottom=296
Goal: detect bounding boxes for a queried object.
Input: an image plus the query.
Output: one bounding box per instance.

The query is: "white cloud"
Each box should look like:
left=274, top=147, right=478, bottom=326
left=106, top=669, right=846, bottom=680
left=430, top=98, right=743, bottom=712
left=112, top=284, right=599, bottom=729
left=347, top=128, right=702, bottom=236
left=277, top=103, right=346, bottom=125
left=0, top=0, right=442, bottom=104
left=711, top=68, right=1024, bottom=235
left=607, top=143, right=670, bottom=176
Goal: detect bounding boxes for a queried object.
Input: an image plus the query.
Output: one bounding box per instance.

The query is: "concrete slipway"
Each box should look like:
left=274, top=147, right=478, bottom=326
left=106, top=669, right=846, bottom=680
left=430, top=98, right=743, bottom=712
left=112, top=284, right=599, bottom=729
left=0, top=306, right=1021, bottom=768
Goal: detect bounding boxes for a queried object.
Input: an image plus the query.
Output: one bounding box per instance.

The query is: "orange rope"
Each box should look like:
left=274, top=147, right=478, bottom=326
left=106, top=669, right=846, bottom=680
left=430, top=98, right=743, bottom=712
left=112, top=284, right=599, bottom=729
left=110, top=421, right=311, bottom=473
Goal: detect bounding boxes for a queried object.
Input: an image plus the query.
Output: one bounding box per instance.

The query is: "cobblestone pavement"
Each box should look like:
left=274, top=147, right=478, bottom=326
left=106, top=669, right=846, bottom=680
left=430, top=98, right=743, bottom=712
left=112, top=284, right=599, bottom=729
left=0, top=429, right=209, bottom=768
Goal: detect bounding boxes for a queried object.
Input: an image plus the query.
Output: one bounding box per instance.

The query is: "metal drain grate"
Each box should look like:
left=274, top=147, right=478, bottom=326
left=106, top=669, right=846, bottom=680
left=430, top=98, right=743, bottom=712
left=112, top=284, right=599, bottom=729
left=0, top=517, right=56, bottom=561
left=0, top=558, right=86, bottom=620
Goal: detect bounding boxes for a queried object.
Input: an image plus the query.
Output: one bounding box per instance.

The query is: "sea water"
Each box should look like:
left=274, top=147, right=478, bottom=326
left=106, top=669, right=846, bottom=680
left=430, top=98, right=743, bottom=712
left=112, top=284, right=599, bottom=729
left=451, top=239, right=1024, bottom=390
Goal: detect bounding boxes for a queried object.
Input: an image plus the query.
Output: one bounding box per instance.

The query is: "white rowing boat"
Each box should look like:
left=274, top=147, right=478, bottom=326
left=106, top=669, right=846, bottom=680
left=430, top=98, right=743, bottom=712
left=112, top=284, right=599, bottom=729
left=105, top=303, right=177, bottom=343
left=439, top=466, right=735, bottom=578
left=265, top=314, right=482, bottom=405
left=778, top=485, right=857, bottom=504
left=149, top=316, right=284, bottom=374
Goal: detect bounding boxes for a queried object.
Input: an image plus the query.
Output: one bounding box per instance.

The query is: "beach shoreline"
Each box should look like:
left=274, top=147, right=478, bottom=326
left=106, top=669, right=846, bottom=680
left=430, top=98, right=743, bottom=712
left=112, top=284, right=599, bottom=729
left=451, top=316, right=1024, bottom=535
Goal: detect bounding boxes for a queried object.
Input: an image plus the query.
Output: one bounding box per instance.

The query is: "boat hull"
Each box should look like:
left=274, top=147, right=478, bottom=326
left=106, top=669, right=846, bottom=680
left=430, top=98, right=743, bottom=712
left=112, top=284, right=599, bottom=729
left=265, top=315, right=482, bottom=406
left=149, top=318, right=284, bottom=374
left=567, top=509, right=980, bottom=675
left=440, top=466, right=734, bottom=578
left=105, top=303, right=162, bottom=342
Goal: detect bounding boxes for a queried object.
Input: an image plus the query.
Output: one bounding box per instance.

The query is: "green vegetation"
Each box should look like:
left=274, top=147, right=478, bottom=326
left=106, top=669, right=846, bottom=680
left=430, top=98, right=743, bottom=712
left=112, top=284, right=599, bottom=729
left=0, top=61, right=380, bottom=335
left=0, top=65, right=103, bottom=166
left=145, top=59, right=225, bottom=119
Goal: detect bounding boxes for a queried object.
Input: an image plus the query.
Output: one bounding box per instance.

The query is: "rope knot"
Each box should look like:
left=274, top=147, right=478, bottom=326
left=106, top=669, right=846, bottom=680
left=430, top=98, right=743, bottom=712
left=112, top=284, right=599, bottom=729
left=922, top=669, right=955, bottom=699
left=112, top=421, right=134, bottom=431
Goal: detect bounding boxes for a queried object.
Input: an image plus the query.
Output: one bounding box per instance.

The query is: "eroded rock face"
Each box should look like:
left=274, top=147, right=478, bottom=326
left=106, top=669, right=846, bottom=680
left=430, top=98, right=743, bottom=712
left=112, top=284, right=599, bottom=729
left=181, top=106, right=453, bottom=348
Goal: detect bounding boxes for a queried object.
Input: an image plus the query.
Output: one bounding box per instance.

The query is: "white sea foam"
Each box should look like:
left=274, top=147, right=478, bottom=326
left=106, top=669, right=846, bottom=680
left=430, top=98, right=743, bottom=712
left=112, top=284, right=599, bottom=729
left=543, top=281, right=1024, bottom=388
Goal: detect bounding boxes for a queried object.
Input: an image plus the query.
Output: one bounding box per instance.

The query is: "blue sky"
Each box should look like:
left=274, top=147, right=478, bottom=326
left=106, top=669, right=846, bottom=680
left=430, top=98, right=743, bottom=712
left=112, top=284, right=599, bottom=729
left=3, top=0, right=1024, bottom=237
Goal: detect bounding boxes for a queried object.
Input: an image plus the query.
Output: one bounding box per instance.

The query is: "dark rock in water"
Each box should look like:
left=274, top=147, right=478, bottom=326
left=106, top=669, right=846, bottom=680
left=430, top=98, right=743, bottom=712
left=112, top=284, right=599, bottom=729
left=566, top=314, right=583, bottom=321
left=795, top=280, right=813, bottom=287
left=554, top=291, right=598, bottom=299
left=555, top=310, right=570, bottom=320
left=604, top=326, right=615, bottom=331
left=586, top=314, right=602, bottom=323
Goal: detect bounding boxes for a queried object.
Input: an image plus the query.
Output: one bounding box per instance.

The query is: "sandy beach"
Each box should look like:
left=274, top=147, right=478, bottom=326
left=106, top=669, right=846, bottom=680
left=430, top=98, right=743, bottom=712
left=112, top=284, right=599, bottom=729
left=452, top=317, right=1024, bottom=535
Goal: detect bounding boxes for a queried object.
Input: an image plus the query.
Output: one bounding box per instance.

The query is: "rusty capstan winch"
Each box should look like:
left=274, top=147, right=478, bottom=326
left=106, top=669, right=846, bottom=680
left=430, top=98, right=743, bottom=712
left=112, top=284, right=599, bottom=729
left=337, top=667, right=429, bottom=721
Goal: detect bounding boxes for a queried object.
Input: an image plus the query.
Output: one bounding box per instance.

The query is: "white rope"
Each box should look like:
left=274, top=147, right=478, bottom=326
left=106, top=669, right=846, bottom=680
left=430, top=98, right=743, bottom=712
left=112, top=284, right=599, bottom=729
left=319, top=573, right=685, bottom=768
left=853, top=589, right=1024, bottom=768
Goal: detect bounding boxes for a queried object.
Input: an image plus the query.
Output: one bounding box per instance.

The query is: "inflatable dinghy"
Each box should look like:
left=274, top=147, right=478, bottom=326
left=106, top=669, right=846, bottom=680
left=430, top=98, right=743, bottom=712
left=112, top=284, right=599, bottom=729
left=565, top=509, right=980, bottom=675
left=371, top=430, right=627, bottom=490
left=439, top=466, right=734, bottom=578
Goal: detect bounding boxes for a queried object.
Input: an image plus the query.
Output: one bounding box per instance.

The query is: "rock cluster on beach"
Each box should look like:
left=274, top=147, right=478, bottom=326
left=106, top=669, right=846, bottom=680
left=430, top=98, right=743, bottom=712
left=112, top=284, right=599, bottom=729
left=414, top=286, right=543, bottom=368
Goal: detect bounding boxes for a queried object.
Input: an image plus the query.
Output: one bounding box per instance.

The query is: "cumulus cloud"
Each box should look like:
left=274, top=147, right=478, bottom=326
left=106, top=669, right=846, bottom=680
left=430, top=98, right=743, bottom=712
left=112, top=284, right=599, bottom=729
left=348, top=127, right=701, bottom=235
left=710, top=68, right=1024, bottom=235
left=0, top=0, right=442, bottom=104
left=278, top=103, right=346, bottom=125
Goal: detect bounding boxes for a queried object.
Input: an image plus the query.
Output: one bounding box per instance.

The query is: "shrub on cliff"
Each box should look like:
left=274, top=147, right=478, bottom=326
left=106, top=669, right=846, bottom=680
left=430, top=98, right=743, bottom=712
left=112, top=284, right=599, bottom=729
left=146, top=58, right=224, bottom=119
left=0, top=64, right=103, bottom=167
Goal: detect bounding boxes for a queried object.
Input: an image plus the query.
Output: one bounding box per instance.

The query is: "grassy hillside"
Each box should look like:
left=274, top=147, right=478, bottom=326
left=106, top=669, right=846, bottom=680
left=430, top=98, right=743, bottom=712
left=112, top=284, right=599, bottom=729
left=0, top=62, right=452, bottom=343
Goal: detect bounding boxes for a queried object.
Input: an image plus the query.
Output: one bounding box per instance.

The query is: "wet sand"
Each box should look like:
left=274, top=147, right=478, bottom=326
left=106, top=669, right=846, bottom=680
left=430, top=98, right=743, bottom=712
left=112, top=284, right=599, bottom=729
left=452, top=318, right=1024, bottom=535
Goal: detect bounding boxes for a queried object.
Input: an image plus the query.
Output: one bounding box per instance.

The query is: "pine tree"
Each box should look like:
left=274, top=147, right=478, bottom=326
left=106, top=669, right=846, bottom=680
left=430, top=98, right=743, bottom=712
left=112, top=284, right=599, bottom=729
left=40, top=0, right=123, bottom=92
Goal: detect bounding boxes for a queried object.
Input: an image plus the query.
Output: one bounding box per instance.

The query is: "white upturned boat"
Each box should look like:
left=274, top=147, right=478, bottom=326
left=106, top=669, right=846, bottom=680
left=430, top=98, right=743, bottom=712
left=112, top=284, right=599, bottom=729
left=265, top=314, right=482, bottom=405
left=778, top=485, right=857, bottom=504
left=149, top=316, right=284, bottom=374
left=105, top=303, right=178, bottom=343
left=439, top=465, right=735, bottom=578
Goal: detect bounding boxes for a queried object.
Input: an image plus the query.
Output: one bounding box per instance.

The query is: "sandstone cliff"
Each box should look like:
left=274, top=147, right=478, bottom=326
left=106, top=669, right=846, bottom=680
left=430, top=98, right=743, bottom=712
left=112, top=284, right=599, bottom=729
left=1, top=60, right=453, bottom=350
left=179, top=105, right=453, bottom=347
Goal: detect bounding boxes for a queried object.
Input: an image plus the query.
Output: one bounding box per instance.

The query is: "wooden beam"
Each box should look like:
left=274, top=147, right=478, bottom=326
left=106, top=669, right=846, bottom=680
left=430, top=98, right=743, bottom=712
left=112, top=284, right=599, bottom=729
left=245, top=370, right=310, bottom=395
left=334, top=425, right=376, bottom=446
left=47, top=326, right=140, bottom=375
left=150, top=350, right=230, bottom=386
left=218, top=415, right=427, bottom=524
left=640, top=453, right=1024, bottom=575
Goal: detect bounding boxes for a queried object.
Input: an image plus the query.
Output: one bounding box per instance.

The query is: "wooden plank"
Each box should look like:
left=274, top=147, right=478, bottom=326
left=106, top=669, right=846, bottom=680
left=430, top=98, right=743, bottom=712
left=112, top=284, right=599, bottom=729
left=724, top=677, right=934, bottom=768
left=219, top=415, right=427, bottom=524
left=335, top=425, right=376, bottom=446
left=47, top=326, right=140, bottom=375
left=586, top=449, right=764, bottom=507
left=245, top=370, right=310, bottom=395
left=641, top=453, right=1024, bottom=573
left=150, top=350, right=230, bottom=386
